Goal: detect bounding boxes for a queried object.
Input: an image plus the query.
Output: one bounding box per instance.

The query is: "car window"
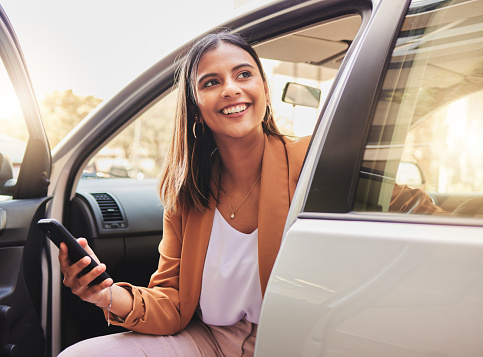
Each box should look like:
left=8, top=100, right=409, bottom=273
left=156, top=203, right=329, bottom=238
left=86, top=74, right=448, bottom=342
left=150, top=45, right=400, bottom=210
left=257, top=14, right=361, bottom=137
left=258, top=59, right=337, bottom=137
left=82, top=90, right=177, bottom=180
left=354, top=0, right=483, bottom=218
left=0, top=56, right=29, bottom=200
left=82, top=14, right=362, bottom=180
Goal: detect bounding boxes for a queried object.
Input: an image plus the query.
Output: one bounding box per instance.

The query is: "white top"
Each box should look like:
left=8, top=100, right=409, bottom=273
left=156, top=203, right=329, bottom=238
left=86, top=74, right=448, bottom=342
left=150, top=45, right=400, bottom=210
left=198, top=208, right=262, bottom=326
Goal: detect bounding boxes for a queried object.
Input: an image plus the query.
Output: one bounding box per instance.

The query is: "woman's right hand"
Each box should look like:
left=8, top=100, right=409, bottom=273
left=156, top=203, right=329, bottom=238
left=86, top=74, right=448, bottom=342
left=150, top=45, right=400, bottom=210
left=58, top=238, right=113, bottom=309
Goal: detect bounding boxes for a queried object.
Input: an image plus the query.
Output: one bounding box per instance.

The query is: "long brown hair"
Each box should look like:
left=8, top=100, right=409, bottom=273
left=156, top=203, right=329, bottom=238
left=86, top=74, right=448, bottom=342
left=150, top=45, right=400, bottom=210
left=159, top=31, right=281, bottom=214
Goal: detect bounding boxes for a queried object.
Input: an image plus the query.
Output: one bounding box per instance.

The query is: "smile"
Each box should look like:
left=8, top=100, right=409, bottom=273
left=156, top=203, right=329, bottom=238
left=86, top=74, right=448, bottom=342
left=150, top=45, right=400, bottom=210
left=222, top=104, right=248, bottom=115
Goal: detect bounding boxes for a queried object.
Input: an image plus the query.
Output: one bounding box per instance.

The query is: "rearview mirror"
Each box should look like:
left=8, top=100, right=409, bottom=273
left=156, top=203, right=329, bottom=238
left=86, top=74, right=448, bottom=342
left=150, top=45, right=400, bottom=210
left=396, top=162, right=424, bottom=187
left=282, top=82, right=321, bottom=108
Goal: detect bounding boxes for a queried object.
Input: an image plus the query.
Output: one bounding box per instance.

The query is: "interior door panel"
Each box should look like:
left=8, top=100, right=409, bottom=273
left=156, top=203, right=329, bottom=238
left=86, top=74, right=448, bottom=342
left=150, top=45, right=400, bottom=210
left=0, top=197, right=50, bottom=356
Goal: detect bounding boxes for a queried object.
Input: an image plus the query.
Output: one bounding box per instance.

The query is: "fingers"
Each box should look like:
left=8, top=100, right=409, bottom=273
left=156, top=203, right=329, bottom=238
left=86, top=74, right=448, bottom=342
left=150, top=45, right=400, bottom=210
left=58, top=242, right=71, bottom=267
left=58, top=237, right=111, bottom=305
left=77, top=237, right=88, bottom=248
left=84, top=277, right=114, bottom=303
left=77, top=238, right=101, bottom=264
left=63, top=259, right=113, bottom=305
left=58, top=239, right=89, bottom=268
left=72, top=278, right=113, bottom=308
left=62, top=256, right=91, bottom=287
left=70, top=263, right=108, bottom=295
left=75, top=276, right=113, bottom=307
left=79, top=262, right=108, bottom=288
left=58, top=238, right=100, bottom=279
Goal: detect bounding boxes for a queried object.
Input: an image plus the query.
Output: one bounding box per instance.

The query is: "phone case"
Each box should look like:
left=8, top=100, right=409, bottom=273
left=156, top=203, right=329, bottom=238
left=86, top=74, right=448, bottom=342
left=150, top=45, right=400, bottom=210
left=37, top=218, right=110, bottom=286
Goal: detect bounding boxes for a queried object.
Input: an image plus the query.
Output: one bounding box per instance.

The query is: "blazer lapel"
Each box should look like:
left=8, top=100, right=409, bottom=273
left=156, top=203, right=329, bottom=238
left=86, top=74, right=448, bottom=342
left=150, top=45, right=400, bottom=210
left=258, top=135, right=290, bottom=295
left=178, top=193, right=216, bottom=328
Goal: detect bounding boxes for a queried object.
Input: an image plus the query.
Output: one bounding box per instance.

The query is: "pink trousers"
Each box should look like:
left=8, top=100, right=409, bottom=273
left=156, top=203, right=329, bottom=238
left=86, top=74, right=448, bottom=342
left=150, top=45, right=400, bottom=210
left=58, top=317, right=257, bottom=357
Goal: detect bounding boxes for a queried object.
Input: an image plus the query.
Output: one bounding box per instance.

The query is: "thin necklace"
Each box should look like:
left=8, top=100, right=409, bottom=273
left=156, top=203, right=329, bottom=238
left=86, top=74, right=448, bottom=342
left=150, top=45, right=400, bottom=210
left=225, top=174, right=261, bottom=219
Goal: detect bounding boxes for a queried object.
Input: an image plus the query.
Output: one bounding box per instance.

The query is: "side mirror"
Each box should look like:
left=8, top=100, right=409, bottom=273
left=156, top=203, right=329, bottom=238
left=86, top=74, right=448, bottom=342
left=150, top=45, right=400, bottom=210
left=282, top=82, right=321, bottom=108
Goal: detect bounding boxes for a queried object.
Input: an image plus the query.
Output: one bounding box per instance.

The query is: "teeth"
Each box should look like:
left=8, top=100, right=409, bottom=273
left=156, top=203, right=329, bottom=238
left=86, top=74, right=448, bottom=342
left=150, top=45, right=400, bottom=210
left=222, top=104, right=247, bottom=115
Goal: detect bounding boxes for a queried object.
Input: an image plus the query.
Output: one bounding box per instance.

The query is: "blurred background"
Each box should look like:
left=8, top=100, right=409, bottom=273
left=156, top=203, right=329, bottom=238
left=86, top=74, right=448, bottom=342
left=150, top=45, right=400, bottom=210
left=1, top=0, right=269, bottom=147
left=1, top=0, right=330, bottom=182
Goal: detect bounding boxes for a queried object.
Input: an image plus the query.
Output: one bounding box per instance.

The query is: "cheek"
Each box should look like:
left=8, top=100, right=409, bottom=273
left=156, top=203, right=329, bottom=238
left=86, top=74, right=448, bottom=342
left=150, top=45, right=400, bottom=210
left=196, top=98, right=209, bottom=116
left=196, top=92, right=215, bottom=112
left=255, top=81, right=268, bottom=103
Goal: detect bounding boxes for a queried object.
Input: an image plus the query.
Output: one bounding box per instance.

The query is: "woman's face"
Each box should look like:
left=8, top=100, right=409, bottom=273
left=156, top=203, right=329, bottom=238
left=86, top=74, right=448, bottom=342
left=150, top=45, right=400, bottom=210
left=195, top=43, right=268, bottom=143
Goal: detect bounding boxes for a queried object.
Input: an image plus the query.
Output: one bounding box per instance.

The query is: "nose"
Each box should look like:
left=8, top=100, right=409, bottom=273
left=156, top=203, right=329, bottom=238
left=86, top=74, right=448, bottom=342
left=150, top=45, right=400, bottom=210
left=221, top=78, right=242, bottom=98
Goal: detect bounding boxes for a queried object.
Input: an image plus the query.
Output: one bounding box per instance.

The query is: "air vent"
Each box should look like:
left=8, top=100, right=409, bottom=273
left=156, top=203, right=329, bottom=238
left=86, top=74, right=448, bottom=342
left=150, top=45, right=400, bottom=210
left=90, top=193, right=127, bottom=229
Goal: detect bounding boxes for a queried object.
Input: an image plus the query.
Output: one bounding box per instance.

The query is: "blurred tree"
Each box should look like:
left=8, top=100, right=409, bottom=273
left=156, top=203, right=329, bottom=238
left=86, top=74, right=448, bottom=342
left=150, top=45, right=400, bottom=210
left=40, top=89, right=102, bottom=148
left=104, top=90, right=176, bottom=178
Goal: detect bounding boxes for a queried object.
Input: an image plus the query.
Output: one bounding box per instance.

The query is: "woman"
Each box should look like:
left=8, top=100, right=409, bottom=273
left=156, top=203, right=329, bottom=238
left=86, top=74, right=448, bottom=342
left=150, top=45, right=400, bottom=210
left=59, top=31, right=310, bottom=356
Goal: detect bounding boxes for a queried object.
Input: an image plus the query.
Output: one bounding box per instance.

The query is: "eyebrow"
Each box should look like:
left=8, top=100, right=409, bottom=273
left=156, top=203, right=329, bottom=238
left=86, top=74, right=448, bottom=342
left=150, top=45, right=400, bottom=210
left=197, top=63, right=256, bottom=87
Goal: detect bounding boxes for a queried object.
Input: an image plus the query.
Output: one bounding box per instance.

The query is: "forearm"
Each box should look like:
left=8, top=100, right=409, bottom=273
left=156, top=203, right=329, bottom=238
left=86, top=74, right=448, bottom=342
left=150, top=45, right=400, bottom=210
left=96, top=284, right=134, bottom=320
left=104, top=284, right=134, bottom=320
left=103, top=284, right=183, bottom=335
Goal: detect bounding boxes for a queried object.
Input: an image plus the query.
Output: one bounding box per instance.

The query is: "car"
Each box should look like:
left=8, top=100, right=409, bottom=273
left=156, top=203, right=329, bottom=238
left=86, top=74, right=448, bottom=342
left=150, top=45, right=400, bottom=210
left=0, top=0, right=482, bottom=356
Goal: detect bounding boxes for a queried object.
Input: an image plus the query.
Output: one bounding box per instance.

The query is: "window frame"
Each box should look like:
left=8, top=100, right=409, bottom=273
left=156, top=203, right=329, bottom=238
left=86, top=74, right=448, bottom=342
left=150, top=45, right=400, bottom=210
left=301, top=0, right=413, bottom=214
left=0, top=9, right=50, bottom=199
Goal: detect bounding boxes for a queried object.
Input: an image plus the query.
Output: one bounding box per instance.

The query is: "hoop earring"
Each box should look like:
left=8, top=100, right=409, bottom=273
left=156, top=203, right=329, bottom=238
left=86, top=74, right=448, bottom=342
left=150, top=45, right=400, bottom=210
left=193, top=121, right=205, bottom=139
left=264, top=104, right=272, bottom=123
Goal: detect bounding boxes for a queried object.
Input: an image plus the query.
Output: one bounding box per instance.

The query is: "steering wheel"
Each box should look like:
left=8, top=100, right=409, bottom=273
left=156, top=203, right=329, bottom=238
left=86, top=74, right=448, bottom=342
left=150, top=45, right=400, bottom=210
left=451, top=197, right=483, bottom=217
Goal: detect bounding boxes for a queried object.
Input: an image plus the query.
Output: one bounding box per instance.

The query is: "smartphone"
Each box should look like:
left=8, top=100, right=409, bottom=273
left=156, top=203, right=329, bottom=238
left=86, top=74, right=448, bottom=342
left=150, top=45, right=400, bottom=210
left=37, top=218, right=110, bottom=286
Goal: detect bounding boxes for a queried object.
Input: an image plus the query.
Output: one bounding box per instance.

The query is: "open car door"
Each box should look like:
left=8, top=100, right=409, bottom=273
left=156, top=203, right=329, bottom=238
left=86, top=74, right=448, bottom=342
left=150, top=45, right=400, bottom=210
left=0, top=6, right=51, bottom=357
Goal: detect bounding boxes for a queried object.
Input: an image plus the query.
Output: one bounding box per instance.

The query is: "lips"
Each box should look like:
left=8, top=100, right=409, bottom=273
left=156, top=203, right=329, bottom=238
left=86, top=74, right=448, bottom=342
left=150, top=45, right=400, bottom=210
left=221, top=103, right=249, bottom=115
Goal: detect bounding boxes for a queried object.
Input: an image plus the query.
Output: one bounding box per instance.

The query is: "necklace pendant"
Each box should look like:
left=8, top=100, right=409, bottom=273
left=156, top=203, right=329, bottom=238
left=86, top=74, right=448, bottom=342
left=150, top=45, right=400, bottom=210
left=230, top=213, right=235, bottom=219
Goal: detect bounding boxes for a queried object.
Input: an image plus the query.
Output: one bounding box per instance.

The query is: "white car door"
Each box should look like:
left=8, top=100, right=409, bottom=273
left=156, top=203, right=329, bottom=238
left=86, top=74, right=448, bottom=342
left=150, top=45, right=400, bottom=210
left=258, top=0, right=483, bottom=355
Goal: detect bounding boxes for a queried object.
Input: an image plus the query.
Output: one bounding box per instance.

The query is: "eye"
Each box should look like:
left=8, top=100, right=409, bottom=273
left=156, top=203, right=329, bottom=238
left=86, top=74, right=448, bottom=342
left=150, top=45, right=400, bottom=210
left=204, top=79, right=219, bottom=88
left=237, top=70, right=252, bottom=79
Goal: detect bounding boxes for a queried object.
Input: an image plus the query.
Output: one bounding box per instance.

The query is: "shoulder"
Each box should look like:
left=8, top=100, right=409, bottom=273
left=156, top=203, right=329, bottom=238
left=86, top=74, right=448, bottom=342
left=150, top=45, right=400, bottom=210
left=266, top=134, right=311, bottom=154
left=267, top=134, right=311, bottom=183
left=280, top=135, right=311, bottom=170
left=163, top=207, right=189, bottom=243
left=277, top=135, right=311, bottom=199
left=283, top=135, right=311, bottom=155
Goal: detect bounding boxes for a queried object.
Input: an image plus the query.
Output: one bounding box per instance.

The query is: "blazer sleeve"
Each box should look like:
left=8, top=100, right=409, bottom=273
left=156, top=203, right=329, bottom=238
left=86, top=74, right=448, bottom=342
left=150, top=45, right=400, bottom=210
left=105, top=211, right=184, bottom=335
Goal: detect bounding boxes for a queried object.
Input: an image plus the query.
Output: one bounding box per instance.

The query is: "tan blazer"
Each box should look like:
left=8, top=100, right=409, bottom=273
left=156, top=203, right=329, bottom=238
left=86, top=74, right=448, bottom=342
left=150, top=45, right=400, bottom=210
left=110, top=134, right=310, bottom=335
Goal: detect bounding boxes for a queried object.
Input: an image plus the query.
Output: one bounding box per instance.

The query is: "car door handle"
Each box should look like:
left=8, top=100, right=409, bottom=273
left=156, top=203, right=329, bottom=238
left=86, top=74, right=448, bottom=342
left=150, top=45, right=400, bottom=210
left=0, top=209, right=5, bottom=235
